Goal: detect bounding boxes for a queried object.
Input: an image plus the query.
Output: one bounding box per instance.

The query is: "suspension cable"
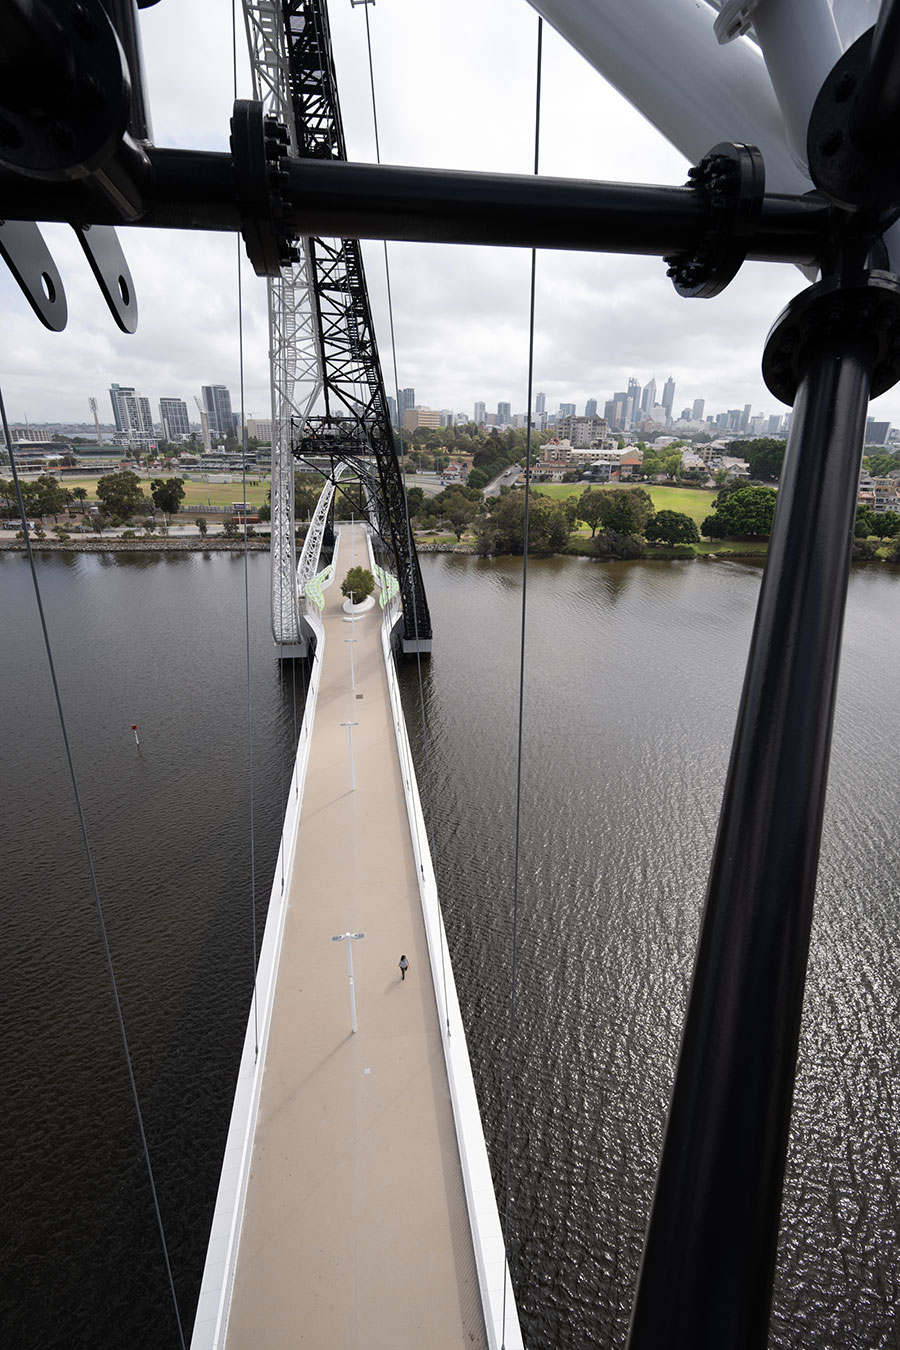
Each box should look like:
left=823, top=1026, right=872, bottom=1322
left=0, top=388, right=186, bottom=1349
left=357, top=0, right=451, bottom=1035
left=501, top=17, right=543, bottom=1348
left=234, top=0, right=260, bottom=1060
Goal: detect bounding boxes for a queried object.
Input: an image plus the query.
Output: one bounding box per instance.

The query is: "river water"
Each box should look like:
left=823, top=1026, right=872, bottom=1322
left=1, top=549, right=898, bottom=1348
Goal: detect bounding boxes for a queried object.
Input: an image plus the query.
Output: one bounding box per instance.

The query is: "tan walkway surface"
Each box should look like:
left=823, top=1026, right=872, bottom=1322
left=226, top=526, right=487, bottom=1349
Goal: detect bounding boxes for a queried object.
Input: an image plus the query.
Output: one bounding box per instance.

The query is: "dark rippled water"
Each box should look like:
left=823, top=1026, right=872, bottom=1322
left=0, top=550, right=304, bottom=1348
left=398, top=555, right=900, bottom=1350
left=2, top=550, right=898, bottom=1348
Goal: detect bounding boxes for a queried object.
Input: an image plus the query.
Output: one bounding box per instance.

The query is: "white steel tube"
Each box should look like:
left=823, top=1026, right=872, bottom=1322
left=527, top=0, right=811, bottom=194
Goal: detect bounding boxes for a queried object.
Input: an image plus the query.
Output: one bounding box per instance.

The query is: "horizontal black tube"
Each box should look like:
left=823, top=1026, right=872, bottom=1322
left=0, top=148, right=829, bottom=265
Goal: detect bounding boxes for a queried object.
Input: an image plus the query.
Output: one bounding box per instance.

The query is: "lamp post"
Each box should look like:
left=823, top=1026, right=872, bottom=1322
left=340, top=719, right=359, bottom=790
left=345, top=637, right=357, bottom=691
left=331, top=931, right=365, bottom=1033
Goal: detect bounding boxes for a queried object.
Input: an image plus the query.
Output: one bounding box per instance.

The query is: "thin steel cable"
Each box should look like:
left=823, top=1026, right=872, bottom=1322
left=501, top=18, right=543, bottom=1347
left=357, top=0, right=451, bottom=1036
left=234, top=0, right=260, bottom=1060
left=0, top=387, right=186, bottom=1349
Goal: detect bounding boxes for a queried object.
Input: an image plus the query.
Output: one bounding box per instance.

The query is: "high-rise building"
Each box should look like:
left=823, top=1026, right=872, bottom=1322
left=866, top=417, right=891, bottom=444
left=403, top=407, right=441, bottom=431
left=473, top=401, right=486, bottom=425
left=386, top=395, right=398, bottom=427
left=399, top=388, right=416, bottom=416
left=109, top=383, right=130, bottom=432
left=662, top=376, right=676, bottom=422
left=202, top=385, right=235, bottom=441
left=109, top=383, right=153, bottom=444
left=559, top=402, right=576, bottom=417
left=692, top=398, right=705, bottom=422
left=741, top=403, right=752, bottom=432
left=159, top=397, right=190, bottom=442
left=585, top=398, right=598, bottom=418
left=641, top=377, right=656, bottom=414
left=535, top=392, right=546, bottom=416
left=497, top=401, right=511, bottom=424
left=621, top=378, right=637, bottom=427
left=767, top=414, right=783, bottom=435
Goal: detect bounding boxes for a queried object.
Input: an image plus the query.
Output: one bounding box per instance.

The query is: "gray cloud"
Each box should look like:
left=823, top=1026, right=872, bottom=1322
left=2, top=0, right=899, bottom=431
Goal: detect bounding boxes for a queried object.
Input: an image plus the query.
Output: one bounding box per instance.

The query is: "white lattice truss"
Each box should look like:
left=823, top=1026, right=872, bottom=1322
left=243, top=0, right=324, bottom=646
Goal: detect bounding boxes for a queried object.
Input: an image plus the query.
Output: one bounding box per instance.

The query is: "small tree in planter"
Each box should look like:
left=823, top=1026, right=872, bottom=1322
left=341, top=566, right=375, bottom=604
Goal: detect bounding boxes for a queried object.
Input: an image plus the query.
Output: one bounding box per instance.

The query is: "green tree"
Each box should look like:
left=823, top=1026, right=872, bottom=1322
left=196, top=517, right=208, bottom=536
left=597, top=487, right=654, bottom=536
left=475, top=490, right=570, bottom=556
left=467, top=467, right=489, bottom=491
left=405, top=486, right=426, bottom=517
left=440, top=490, right=477, bottom=540
left=71, top=486, right=88, bottom=515
left=729, top=438, right=786, bottom=481
left=854, top=505, right=876, bottom=539
left=872, top=510, right=900, bottom=541
left=645, top=509, right=700, bottom=545
left=150, top=476, right=186, bottom=515
left=341, top=565, right=375, bottom=602
left=96, top=470, right=148, bottom=520
left=295, top=474, right=325, bottom=520
left=578, top=487, right=607, bottom=537
left=702, top=485, right=777, bottom=538
left=28, top=474, right=70, bottom=520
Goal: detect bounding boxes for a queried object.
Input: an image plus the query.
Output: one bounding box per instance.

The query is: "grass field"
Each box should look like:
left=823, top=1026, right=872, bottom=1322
left=532, top=481, right=718, bottom=526
left=57, top=476, right=271, bottom=510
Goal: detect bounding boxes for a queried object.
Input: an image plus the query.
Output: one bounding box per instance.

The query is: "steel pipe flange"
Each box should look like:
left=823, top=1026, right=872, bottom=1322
left=762, top=270, right=900, bottom=405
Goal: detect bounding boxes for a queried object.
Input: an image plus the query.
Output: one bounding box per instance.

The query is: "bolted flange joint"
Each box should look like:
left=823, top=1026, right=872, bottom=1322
left=230, top=99, right=301, bottom=278
left=664, top=141, right=765, bottom=299
left=762, top=270, right=900, bottom=406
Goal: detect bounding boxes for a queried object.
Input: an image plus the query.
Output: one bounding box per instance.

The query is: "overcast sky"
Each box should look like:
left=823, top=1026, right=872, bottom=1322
left=2, top=0, right=899, bottom=432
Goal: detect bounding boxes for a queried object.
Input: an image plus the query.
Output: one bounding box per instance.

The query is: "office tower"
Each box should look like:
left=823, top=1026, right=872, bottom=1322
left=535, top=391, right=546, bottom=416
left=741, top=403, right=752, bottom=432
left=474, top=400, right=486, bottom=425
left=585, top=398, right=597, bottom=418
left=767, top=414, right=783, bottom=435
left=680, top=407, right=691, bottom=422
left=202, top=385, right=235, bottom=440
left=662, top=376, right=676, bottom=422
left=497, top=401, right=511, bottom=424
left=159, top=397, right=190, bottom=442
left=626, top=377, right=641, bottom=425
left=399, top=388, right=416, bottom=415
left=641, top=377, right=656, bottom=414
left=692, top=398, right=705, bottom=422
left=559, top=402, right=575, bottom=417
left=386, top=395, right=398, bottom=427
left=866, top=417, right=891, bottom=444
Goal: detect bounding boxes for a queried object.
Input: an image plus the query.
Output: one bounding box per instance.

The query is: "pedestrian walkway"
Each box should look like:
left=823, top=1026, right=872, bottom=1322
left=224, top=524, right=487, bottom=1349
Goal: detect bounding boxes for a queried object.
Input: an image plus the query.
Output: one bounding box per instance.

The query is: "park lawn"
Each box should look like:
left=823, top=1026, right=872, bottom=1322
left=531, top=481, right=718, bottom=527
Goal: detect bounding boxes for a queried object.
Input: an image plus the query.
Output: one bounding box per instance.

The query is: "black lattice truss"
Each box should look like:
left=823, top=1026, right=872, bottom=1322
left=282, top=0, right=430, bottom=644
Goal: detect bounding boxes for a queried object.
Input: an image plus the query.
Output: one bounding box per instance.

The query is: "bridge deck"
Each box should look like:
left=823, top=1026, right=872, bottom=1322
left=225, top=525, right=487, bottom=1349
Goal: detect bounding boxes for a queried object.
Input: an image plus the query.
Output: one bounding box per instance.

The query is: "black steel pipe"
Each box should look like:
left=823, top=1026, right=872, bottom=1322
left=0, top=150, right=830, bottom=266
left=626, top=311, right=874, bottom=1349
left=849, top=0, right=900, bottom=155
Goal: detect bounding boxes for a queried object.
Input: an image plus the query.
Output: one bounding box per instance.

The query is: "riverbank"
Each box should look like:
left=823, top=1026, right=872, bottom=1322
left=0, top=536, right=269, bottom=553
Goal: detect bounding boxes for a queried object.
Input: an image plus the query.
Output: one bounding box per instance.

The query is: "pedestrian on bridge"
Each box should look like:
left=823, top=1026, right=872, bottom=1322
left=399, top=954, right=409, bottom=982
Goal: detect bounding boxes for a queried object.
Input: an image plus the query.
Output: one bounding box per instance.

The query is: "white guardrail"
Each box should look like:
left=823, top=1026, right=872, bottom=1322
left=367, top=534, right=524, bottom=1350
left=189, top=580, right=332, bottom=1350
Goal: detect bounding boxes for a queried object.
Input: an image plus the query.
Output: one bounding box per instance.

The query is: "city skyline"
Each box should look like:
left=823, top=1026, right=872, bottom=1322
left=3, top=1, right=900, bottom=431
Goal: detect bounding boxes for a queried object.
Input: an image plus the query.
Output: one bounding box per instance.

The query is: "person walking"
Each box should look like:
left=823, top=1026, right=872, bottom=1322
left=399, top=954, right=409, bottom=982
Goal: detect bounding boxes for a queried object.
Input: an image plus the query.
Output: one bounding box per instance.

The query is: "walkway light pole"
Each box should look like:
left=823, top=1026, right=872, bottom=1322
left=340, top=719, right=359, bottom=790
left=331, top=931, right=365, bottom=1033
left=345, top=637, right=357, bottom=691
